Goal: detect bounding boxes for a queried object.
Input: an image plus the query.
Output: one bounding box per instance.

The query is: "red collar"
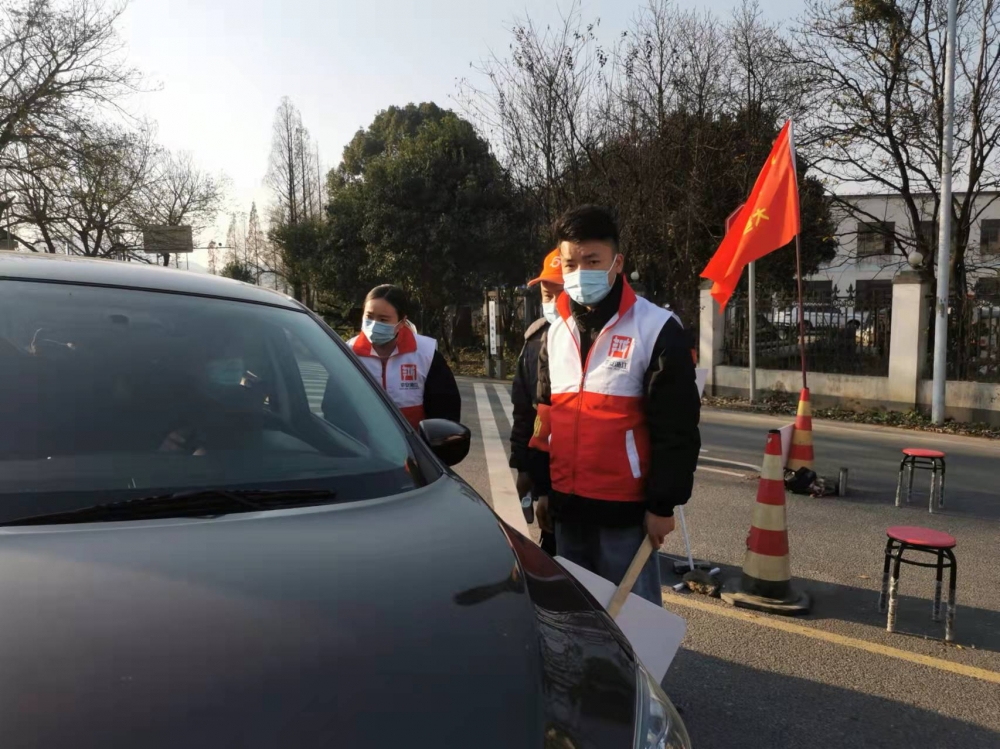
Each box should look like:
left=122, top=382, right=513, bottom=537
left=352, top=324, right=417, bottom=357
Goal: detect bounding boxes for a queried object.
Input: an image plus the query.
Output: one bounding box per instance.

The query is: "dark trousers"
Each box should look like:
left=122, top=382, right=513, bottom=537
left=555, top=518, right=662, bottom=606
left=540, top=530, right=557, bottom=556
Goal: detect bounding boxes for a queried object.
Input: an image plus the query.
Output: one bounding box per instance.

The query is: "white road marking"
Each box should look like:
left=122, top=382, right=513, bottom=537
left=298, top=360, right=328, bottom=415
left=700, top=456, right=761, bottom=471
left=698, top=466, right=748, bottom=478
left=474, top=383, right=529, bottom=536
left=491, top=383, right=514, bottom=429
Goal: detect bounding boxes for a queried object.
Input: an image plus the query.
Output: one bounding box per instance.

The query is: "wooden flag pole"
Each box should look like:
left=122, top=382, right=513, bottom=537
left=794, top=234, right=808, bottom=390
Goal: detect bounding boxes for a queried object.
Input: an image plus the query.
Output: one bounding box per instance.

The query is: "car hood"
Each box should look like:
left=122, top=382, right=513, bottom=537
left=0, top=477, right=635, bottom=748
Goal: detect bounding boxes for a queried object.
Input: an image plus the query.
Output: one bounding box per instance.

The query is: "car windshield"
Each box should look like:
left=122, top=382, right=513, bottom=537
left=0, top=279, right=426, bottom=523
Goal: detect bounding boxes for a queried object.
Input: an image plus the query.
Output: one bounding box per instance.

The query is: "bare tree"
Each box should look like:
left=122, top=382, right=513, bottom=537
left=265, top=97, right=303, bottom=226
left=245, top=201, right=266, bottom=282
left=0, top=0, right=141, bottom=169
left=225, top=210, right=247, bottom=269
left=459, top=2, right=609, bottom=223
left=794, top=0, right=1000, bottom=293
left=296, top=125, right=318, bottom=220
left=139, top=151, right=228, bottom=265
left=8, top=122, right=155, bottom=257
left=458, top=0, right=828, bottom=318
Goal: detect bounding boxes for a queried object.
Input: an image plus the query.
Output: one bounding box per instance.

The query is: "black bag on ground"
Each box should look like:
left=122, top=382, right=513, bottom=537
left=785, top=467, right=817, bottom=495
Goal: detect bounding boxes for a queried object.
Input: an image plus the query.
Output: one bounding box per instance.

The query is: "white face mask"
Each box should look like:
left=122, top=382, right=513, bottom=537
left=542, top=301, right=559, bottom=325
left=562, top=255, right=620, bottom=306
left=362, top=318, right=400, bottom=346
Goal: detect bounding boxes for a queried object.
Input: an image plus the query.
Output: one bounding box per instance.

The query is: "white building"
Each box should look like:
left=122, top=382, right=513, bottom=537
left=808, top=191, right=1000, bottom=300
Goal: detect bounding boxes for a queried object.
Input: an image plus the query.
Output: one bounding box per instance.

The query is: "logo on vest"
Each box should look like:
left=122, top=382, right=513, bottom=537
left=400, top=363, right=420, bottom=389
left=605, top=335, right=634, bottom=371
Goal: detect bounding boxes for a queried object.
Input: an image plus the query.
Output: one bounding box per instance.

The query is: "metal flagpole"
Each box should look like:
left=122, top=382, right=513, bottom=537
left=932, top=0, right=959, bottom=424
left=749, top=261, right=757, bottom=401
left=795, top=235, right=808, bottom=390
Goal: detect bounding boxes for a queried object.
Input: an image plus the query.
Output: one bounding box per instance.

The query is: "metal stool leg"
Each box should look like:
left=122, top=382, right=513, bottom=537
left=886, top=543, right=905, bottom=633
left=938, top=459, right=947, bottom=509
left=944, top=549, right=957, bottom=642
left=932, top=550, right=944, bottom=622
left=894, top=459, right=907, bottom=507
left=906, top=461, right=914, bottom=504
left=878, top=538, right=894, bottom=612
left=929, top=466, right=937, bottom=514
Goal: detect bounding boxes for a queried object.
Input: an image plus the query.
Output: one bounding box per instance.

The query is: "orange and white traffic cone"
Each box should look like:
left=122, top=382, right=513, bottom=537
left=786, top=388, right=815, bottom=472
left=721, top=429, right=811, bottom=615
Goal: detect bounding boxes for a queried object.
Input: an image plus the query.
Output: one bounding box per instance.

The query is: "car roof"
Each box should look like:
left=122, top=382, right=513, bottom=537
left=0, top=252, right=302, bottom=310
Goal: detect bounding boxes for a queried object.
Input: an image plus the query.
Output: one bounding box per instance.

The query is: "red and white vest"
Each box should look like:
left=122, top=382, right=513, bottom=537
left=348, top=326, right=437, bottom=430
left=534, top=282, right=676, bottom=502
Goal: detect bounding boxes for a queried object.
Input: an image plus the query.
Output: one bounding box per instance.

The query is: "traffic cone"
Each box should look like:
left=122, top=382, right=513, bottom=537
left=721, top=429, right=811, bottom=615
left=786, top=388, right=815, bottom=472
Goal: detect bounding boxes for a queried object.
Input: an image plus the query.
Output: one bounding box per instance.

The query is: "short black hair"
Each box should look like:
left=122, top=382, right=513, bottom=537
left=364, top=284, right=409, bottom=319
left=552, top=205, right=619, bottom=248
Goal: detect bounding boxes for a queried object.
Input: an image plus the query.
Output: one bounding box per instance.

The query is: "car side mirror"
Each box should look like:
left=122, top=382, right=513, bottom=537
left=419, top=419, right=471, bottom=467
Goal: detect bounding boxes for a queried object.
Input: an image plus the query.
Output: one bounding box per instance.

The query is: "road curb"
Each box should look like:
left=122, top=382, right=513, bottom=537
left=702, top=407, right=1000, bottom=449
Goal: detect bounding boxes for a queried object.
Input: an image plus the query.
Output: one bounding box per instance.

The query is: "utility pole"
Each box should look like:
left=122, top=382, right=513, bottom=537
left=932, top=0, right=959, bottom=424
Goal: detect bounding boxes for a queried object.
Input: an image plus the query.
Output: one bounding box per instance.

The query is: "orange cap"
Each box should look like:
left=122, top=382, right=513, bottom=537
left=528, top=249, right=563, bottom=287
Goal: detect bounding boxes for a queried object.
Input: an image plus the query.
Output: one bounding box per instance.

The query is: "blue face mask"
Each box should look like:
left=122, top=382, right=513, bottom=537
left=363, top=318, right=399, bottom=346
left=562, top=256, right=619, bottom=306
left=542, top=301, right=559, bottom=325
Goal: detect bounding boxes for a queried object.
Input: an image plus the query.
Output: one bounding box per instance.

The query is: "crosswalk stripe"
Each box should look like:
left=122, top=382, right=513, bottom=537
left=491, top=383, right=514, bottom=429
left=297, top=360, right=328, bottom=415
left=473, top=383, right=529, bottom=536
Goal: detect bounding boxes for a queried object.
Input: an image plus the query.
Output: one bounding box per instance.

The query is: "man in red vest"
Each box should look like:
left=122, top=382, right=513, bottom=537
left=529, top=205, right=701, bottom=604
left=510, top=249, right=563, bottom=556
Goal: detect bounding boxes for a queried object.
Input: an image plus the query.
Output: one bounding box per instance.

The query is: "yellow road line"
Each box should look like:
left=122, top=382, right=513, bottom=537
left=662, top=593, right=1000, bottom=685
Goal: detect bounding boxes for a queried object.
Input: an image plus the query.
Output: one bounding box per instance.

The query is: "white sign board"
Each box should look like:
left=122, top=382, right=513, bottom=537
left=488, top=300, right=498, bottom=356
left=556, top=556, right=686, bottom=683
left=779, top=422, right=796, bottom=468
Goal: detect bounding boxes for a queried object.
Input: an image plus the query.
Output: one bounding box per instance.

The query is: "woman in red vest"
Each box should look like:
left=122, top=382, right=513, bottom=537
left=348, top=285, right=461, bottom=430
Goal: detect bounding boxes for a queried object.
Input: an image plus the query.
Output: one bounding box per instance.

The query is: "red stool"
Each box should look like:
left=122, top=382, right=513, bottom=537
left=894, top=448, right=946, bottom=513
left=878, top=526, right=956, bottom=642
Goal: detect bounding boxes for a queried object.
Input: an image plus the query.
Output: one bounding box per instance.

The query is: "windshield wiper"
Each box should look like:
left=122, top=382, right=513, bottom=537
left=0, top=488, right=339, bottom=527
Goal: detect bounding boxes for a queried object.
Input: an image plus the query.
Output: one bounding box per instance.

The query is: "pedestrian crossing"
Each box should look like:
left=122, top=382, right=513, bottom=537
left=297, top=360, right=328, bottom=415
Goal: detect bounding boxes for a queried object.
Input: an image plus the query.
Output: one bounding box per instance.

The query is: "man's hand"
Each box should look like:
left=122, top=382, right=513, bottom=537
left=536, top=495, right=554, bottom=533
left=645, top=511, right=675, bottom=548
left=516, top=471, right=534, bottom=499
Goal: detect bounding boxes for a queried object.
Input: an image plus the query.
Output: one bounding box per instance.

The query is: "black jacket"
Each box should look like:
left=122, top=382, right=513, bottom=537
left=424, top=350, right=462, bottom=423
left=530, top=276, right=701, bottom=525
left=509, top=317, right=549, bottom=473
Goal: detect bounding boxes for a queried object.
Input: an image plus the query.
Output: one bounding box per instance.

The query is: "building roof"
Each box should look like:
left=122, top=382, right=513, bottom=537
left=0, top=252, right=300, bottom=310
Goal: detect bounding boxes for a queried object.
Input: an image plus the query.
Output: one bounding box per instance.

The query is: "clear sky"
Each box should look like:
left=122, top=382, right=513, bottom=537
left=119, top=0, right=791, bottom=262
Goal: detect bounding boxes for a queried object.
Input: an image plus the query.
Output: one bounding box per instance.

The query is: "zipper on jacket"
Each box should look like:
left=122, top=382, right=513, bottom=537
left=569, top=316, right=622, bottom=497
left=380, top=358, right=388, bottom=389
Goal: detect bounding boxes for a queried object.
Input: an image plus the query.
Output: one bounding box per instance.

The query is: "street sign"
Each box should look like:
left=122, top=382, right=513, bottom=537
left=488, top=299, right=498, bottom=356
left=142, top=225, right=194, bottom=254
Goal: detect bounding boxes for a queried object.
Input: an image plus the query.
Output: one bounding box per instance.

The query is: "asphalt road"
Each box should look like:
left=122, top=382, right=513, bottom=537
left=453, top=376, right=1000, bottom=748
left=699, top=408, right=1000, bottom=521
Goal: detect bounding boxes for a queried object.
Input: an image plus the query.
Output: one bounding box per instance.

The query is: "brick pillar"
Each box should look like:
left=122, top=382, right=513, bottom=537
left=888, top=270, right=932, bottom=410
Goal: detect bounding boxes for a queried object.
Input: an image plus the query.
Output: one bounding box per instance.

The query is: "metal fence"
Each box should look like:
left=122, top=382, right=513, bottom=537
left=723, top=291, right=893, bottom=376
left=926, top=297, right=1000, bottom=383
